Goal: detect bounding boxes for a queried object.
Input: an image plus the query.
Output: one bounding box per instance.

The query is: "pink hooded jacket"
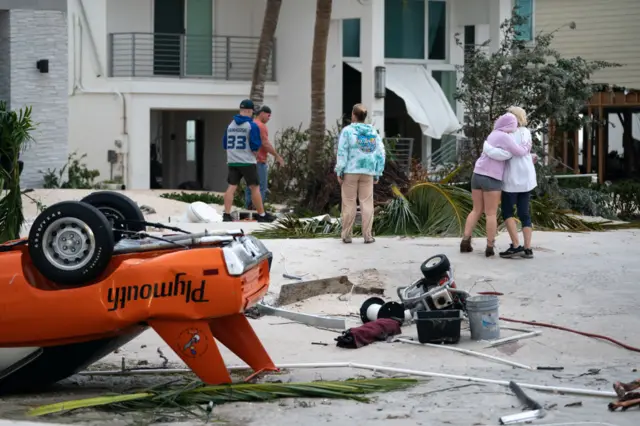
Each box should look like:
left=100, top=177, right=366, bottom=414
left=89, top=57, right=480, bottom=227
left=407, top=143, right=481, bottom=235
left=473, top=113, right=532, bottom=181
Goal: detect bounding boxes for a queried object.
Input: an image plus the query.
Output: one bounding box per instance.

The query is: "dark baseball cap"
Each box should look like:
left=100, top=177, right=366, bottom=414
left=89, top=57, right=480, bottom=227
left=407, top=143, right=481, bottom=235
left=258, top=105, right=272, bottom=114
left=239, top=99, right=254, bottom=110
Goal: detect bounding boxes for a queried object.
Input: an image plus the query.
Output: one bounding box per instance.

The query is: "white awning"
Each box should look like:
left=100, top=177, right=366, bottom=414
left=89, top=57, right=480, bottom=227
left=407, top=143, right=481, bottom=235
left=346, top=62, right=461, bottom=139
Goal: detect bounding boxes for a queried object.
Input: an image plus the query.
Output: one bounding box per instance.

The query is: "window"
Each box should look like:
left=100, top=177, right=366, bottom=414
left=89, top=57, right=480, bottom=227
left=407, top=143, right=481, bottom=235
left=514, top=0, right=533, bottom=41
left=186, top=120, right=196, bottom=162
left=464, top=25, right=475, bottom=55
left=342, top=19, right=360, bottom=57
left=432, top=70, right=456, bottom=113
left=385, top=0, right=425, bottom=59
left=428, top=0, right=446, bottom=60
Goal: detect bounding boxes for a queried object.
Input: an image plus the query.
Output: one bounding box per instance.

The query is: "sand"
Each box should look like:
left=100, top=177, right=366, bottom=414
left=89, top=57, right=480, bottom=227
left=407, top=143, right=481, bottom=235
left=1, top=223, right=639, bottom=425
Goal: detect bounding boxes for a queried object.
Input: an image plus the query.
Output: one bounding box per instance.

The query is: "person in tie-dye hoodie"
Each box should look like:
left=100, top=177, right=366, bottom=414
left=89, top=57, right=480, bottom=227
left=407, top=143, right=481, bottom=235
left=335, top=103, right=386, bottom=244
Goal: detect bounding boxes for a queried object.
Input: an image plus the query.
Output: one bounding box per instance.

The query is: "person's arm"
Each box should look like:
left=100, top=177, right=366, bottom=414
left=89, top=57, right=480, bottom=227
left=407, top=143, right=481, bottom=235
left=499, top=132, right=531, bottom=156
left=374, top=133, right=386, bottom=180
left=334, top=128, right=349, bottom=177
left=259, top=126, right=276, bottom=156
left=483, top=141, right=512, bottom=161
left=249, top=122, right=262, bottom=152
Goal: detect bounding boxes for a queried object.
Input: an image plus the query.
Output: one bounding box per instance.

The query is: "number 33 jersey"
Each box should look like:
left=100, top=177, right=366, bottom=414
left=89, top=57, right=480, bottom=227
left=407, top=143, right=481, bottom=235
left=224, top=114, right=262, bottom=165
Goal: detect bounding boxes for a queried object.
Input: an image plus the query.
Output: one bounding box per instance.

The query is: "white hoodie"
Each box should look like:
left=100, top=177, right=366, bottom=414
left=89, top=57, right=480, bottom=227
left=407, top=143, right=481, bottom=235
left=483, top=127, right=537, bottom=193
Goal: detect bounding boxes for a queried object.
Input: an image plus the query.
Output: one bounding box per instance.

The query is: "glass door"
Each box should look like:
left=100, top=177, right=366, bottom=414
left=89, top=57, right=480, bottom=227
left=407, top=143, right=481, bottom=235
left=185, top=0, right=213, bottom=76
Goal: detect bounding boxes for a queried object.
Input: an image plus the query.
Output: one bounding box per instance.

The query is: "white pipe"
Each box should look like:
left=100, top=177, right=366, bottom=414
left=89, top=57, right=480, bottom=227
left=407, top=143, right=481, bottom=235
left=75, top=0, right=103, bottom=76
left=396, top=338, right=534, bottom=370
left=71, top=12, right=129, bottom=186
left=484, top=331, right=542, bottom=348
left=77, top=362, right=617, bottom=398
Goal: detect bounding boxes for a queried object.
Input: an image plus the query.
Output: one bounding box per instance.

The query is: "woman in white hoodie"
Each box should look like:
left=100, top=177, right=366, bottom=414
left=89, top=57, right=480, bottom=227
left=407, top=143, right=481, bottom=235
left=483, top=106, right=537, bottom=259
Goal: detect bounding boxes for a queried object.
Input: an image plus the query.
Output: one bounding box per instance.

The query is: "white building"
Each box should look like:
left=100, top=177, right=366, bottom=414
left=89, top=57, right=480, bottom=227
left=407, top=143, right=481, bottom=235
left=67, top=0, right=518, bottom=191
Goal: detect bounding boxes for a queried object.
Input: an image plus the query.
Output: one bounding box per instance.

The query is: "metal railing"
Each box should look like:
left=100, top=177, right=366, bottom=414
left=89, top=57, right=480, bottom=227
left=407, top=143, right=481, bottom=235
left=108, top=32, right=276, bottom=81
left=385, top=138, right=414, bottom=174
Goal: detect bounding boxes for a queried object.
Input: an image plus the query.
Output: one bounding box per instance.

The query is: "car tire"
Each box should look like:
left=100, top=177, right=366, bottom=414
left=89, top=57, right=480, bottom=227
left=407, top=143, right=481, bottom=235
left=28, top=201, right=114, bottom=286
left=420, top=254, right=451, bottom=283
left=81, top=191, right=145, bottom=241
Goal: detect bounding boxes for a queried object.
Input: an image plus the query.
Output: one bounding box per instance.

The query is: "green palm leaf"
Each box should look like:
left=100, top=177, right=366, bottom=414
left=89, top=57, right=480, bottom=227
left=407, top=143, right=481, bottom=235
left=28, top=378, right=418, bottom=417
left=406, top=182, right=483, bottom=237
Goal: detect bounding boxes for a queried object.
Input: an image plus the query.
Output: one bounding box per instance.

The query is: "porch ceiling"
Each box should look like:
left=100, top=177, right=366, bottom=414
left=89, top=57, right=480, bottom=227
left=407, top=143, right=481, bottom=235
left=346, top=62, right=461, bottom=139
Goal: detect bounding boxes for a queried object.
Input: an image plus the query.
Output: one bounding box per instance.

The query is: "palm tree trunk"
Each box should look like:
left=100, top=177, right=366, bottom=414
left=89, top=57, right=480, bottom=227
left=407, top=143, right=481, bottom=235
left=249, top=0, right=283, bottom=107
left=308, top=0, right=333, bottom=172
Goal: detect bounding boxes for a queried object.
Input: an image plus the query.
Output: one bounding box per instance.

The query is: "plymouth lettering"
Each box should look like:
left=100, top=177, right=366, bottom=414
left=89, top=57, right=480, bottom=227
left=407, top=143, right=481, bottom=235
left=107, top=272, right=210, bottom=312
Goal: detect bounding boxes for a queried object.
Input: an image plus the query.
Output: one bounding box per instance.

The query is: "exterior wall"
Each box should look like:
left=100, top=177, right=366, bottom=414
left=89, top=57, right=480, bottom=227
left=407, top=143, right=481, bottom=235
left=2, top=9, right=68, bottom=188
left=0, top=11, right=10, bottom=102
left=534, top=0, right=640, bottom=89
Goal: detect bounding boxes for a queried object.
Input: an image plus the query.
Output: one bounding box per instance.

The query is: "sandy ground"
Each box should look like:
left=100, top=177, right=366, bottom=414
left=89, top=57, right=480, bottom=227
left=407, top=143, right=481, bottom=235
left=1, top=226, right=639, bottom=425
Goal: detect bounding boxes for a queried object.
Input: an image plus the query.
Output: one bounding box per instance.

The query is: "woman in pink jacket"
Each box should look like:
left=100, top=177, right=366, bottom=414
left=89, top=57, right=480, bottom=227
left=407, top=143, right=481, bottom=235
left=460, top=113, right=532, bottom=257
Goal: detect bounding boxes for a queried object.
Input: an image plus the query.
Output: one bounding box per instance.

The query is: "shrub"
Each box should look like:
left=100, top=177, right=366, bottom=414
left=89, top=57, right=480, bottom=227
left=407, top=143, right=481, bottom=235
left=609, top=180, right=640, bottom=220
left=40, top=151, right=100, bottom=189
left=559, top=187, right=616, bottom=219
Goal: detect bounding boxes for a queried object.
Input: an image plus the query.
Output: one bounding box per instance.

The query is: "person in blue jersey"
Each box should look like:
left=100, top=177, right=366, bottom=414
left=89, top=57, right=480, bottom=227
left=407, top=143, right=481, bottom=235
left=222, top=99, right=276, bottom=223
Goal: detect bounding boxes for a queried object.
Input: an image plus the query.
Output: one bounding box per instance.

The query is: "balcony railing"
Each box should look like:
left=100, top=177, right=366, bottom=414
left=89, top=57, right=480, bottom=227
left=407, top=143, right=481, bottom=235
left=108, top=32, right=276, bottom=81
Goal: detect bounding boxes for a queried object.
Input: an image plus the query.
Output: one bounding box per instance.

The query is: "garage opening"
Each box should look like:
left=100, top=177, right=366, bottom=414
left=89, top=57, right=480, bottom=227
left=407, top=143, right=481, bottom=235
left=149, top=109, right=235, bottom=191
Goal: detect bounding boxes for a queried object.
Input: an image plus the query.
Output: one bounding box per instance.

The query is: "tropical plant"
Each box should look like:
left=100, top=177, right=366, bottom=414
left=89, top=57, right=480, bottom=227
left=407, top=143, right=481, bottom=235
left=28, top=378, right=418, bottom=418
left=40, top=151, right=100, bottom=189
left=307, top=0, right=333, bottom=192
left=249, top=0, right=282, bottom=107
left=454, top=9, right=620, bottom=189
left=0, top=102, right=35, bottom=243
left=609, top=180, right=640, bottom=220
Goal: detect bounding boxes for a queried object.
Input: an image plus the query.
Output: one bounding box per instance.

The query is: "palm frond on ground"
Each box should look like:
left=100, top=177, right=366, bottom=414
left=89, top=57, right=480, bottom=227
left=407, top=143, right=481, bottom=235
left=254, top=214, right=342, bottom=239
left=530, top=197, right=603, bottom=232
left=406, top=182, right=483, bottom=237
left=28, top=378, right=418, bottom=417
left=373, top=186, right=421, bottom=235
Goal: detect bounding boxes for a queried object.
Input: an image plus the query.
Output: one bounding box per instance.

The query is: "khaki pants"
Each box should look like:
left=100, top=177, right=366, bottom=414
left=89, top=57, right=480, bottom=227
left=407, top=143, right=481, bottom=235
left=341, top=173, right=374, bottom=240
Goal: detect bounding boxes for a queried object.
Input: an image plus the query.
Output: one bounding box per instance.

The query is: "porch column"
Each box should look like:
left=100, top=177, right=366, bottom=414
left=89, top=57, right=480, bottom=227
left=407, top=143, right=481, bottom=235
left=360, top=0, right=385, bottom=135
left=127, top=100, right=150, bottom=189
left=488, top=0, right=512, bottom=52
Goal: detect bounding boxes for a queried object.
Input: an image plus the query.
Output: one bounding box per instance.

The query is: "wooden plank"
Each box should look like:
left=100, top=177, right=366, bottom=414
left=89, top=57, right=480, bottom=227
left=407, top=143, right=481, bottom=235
left=598, top=104, right=605, bottom=184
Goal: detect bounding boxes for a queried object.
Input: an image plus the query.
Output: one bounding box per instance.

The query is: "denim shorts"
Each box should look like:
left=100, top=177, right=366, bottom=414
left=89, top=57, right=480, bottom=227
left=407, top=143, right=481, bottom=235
left=470, top=173, right=502, bottom=192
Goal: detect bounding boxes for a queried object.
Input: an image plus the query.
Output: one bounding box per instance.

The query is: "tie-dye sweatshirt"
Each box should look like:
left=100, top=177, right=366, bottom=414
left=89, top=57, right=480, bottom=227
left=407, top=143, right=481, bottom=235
left=335, top=123, right=386, bottom=179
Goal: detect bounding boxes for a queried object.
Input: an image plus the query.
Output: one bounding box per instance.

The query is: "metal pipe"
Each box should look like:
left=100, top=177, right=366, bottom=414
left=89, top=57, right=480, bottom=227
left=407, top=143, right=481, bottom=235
left=396, top=338, right=534, bottom=370
left=77, top=362, right=618, bottom=398
left=76, top=0, right=104, bottom=77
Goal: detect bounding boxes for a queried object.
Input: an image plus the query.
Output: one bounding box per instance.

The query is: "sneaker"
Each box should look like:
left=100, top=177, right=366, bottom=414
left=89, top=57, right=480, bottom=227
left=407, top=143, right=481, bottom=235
left=460, top=237, right=473, bottom=253
left=523, top=248, right=534, bottom=259
left=499, top=244, right=525, bottom=259
left=364, top=237, right=376, bottom=244
left=222, top=213, right=233, bottom=222
left=256, top=212, right=277, bottom=223
left=342, top=237, right=352, bottom=244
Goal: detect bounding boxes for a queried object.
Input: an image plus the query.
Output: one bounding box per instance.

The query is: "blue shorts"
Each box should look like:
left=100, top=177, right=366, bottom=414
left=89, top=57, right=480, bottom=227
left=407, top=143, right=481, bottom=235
left=501, top=191, right=532, bottom=227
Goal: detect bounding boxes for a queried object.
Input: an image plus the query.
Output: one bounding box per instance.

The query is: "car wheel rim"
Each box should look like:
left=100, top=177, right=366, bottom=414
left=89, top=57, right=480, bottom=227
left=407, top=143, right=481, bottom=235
left=42, top=217, right=96, bottom=271
left=98, top=207, right=126, bottom=229
left=425, top=256, right=442, bottom=268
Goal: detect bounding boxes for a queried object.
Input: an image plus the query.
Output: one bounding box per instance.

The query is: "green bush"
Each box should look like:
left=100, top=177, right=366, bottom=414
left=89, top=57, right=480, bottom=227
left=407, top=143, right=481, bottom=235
left=559, top=187, right=616, bottom=219
left=609, top=180, right=640, bottom=220
left=557, top=175, right=596, bottom=189
left=40, top=151, right=100, bottom=189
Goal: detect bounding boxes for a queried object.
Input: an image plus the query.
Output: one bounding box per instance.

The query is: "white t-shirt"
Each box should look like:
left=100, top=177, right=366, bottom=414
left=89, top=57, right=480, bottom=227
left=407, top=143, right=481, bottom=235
left=483, top=127, right=537, bottom=193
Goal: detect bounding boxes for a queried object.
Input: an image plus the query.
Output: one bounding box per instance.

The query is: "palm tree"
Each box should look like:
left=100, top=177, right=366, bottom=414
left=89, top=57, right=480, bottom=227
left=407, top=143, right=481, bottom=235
left=249, top=0, right=283, bottom=107
left=308, top=0, right=333, bottom=171
left=0, top=101, right=34, bottom=242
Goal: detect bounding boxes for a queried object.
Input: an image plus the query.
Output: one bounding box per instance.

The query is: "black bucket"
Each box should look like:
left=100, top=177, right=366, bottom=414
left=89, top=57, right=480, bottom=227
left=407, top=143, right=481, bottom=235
left=415, top=309, right=462, bottom=344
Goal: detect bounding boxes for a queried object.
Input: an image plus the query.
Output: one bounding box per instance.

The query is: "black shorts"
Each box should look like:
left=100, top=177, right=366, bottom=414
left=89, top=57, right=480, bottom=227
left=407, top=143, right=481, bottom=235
left=227, top=164, right=259, bottom=186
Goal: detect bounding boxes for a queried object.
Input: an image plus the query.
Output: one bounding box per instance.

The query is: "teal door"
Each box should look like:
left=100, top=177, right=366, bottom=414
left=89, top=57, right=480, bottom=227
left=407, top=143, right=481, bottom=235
left=185, top=0, right=213, bottom=76
left=154, top=0, right=185, bottom=76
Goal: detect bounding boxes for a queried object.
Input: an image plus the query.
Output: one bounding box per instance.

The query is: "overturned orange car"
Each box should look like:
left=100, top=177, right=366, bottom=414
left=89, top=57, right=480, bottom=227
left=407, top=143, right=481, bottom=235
left=0, top=192, right=276, bottom=394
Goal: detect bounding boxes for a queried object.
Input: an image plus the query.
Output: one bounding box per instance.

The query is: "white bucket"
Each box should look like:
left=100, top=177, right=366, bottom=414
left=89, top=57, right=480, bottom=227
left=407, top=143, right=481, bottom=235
left=186, top=202, right=222, bottom=223
left=466, top=295, right=500, bottom=341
